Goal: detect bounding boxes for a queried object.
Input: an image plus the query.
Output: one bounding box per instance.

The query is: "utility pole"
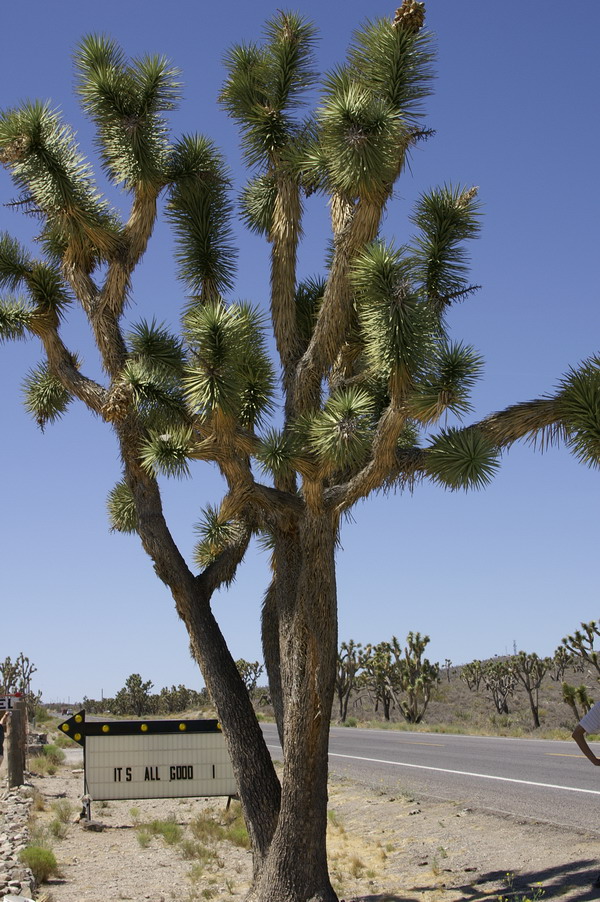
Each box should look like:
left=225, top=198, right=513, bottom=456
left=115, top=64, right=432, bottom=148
left=7, top=698, right=26, bottom=788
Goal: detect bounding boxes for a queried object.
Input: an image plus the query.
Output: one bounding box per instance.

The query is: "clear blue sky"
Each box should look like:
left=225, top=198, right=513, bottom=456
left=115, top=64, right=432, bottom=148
left=1, top=1, right=599, bottom=703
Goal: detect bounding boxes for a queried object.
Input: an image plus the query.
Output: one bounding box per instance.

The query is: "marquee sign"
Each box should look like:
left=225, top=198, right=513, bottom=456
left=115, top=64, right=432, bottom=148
left=58, top=711, right=237, bottom=802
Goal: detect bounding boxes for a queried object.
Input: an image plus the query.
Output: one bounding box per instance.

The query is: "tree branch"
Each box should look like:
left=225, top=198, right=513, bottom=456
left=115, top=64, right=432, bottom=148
left=293, top=197, right=382, bottom=413
left=475, top=396, right=564, bottom=450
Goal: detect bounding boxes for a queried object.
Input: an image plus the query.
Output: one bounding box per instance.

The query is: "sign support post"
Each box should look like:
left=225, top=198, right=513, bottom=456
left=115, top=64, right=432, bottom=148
left=7, top=698, right=26, bottom=788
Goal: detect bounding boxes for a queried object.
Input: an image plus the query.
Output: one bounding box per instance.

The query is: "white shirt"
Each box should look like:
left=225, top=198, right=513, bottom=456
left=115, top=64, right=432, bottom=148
left=579, top=701, right=600, bottom=734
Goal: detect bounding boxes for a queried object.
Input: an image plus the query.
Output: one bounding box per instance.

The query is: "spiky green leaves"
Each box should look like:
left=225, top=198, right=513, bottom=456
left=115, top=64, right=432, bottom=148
left=295, top=276, right=325, bottom=349
left=0, top=233, right=32, bottom=290
left=308, top=15, right=434, bottom=199
left=255, top=428, right=298, bottom=480
left=166, top=135, right=236, bottom=300
left=183, top=301, right=274, bottom=428
left=75, top=35, right=181, bottom=189
left=107, top=481, right=138, bottom=533
left=425, top=427, right=500, bottom=490
left=139, top=426, right=194, bottom=478
left=0, top=299, right=33, bottom=342
left=240, top=173, right=277, bottom=236
left=193, top=506, right=246, bottom=569
left=409, top=342, right=484, bottom=424
left=0, top=233, right=72, bottom=325
left=128, top=319, right=185, bottom=375
left=220, top=12, right=317, bottom=167
left=347, top=14, right=434, bottom=116
left=307, top=387, right=374, bottom=470
left=0, top=101, right=118, bottom=262
left=410, top=185, right=481, bottom=309
left=351, top=240, right=435, bottom=392
left=108, top=322, right=187, bottom=431
left=22, top=362, right=73, bottom=429
left=557, top=359, right=600, bottom=468
left=316, top=80, right=402, bottom=199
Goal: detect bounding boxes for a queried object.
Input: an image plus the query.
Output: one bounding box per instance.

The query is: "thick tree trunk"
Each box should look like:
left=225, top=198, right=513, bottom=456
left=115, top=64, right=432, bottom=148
left=126, top=450, right=340, bottom=900
left=525, top=688, right=541, bottom=729
left=185, top=598, right=281, bottom=876
left=262, top=579, right=285, bottom=746
left=252, top=510, right=339, bottom=902
left=123, top=459, right=281, bottom=877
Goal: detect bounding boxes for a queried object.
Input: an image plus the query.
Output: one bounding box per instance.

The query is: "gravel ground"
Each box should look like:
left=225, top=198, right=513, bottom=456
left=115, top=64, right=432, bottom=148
left=19, top=757, right=600, bottom=902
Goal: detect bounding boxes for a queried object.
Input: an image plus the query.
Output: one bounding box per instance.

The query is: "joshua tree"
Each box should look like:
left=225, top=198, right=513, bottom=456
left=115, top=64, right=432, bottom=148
left=563, top=621, right=600, bottom=680
left=549, top=645, right=573, bottom=682
left=113, top=673, right=154, bottom=717
left=461, top=659, right=484, bottom=692
left=361, top=641, right=398, bottom=721
left=482, top=660, right=517, bottom=715
left=335, top=640, right=367, bottom=722
left=511, top=651, right=550, bottom=729
left=2, top=4, right=600, bottom=900
left=236, top=660, right=265, bottom=696
left=562, top=682, right=593, bottom=723
left=392, top=632, right=440, bottom=724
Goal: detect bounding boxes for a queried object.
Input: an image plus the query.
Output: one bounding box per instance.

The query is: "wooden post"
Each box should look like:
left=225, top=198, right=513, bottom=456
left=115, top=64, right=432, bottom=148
left=7, top=699, right=26, bottom=788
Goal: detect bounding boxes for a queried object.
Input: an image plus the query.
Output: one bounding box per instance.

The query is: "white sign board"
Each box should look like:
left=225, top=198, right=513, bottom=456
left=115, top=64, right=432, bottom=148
left=85, top=729, right=237, bottom=801
left=0, top=696, right=15, bottom=711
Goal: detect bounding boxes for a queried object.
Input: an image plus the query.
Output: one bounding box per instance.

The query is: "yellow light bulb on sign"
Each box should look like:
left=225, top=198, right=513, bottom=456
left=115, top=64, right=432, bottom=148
left=179, top=723, right=186, bottom=731
left=61, top=724, right=69, bottom=731
left=74, top=733, right=81, bottom=742
left=102, top=724, right=110, bottom=733
left=75, top=714, right=83, bottom=723
left=141, top=723, right=148, bottom=732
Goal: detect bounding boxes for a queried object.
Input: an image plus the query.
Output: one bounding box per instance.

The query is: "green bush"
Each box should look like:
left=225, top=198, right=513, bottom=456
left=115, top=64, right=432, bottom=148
left=53, top=732, right=77, bottom=748
left=34, top=705, right=52, bottom=724
left=19, top=845, right=60, bottom=883
left=51, top=799, right=73, bottom=824
left=30, top=755, right=56, bottom=776
left=42, top=744, right=65, bottom=766
left=142, top=817, right=183, bottom=845
left=49, top=818, right=68, bottom=839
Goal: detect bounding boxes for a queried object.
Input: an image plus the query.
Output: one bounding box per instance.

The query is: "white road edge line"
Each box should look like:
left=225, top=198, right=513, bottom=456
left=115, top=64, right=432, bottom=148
left=265, top=744, right=600, bottom=796
left=329, top=752, right=600, bottom=796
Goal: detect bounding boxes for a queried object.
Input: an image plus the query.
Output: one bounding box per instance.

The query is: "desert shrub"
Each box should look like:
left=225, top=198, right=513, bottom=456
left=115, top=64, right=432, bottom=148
left=30, top=755, right=56, bottom=776
left=42, top=744, right=65, bottom=766
left=144, top=817, right=183, bottom=845
left=180, top=838, right=217, bottom=862
left=34, top=705, right=52, bottom=724
left=190, top=805, right=249, bottom=849
left=25, top=787, right=46, bottom=811
left=53, top=732, right=77, bottom=748
left=222, top=805, right=250, bottom=848
left=190, top=811, right=225, bottom=843
left=51, top=799, right=73, bottom=824
left=136, top=827, right=152, bottom=848
left=49, top=818, right=68, bottom=839
left=19, top=845, right=59, bottom=883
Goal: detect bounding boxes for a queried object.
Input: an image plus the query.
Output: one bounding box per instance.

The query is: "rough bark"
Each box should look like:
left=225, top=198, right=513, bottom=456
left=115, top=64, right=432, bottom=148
left=261, top=579, right=285, bottom=747
left=118, top=434, right=282, bottom=878
left=252, top=511, right=339, bottom=902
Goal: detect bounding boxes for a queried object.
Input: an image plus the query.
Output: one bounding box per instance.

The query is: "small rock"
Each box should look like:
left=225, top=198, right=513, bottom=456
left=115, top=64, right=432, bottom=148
left=80, top=819, right=105, bottom=832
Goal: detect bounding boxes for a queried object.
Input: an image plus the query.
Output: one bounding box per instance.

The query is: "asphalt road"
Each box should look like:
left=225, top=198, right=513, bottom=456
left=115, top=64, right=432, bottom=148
left=262, top=724, right=600, bottom=834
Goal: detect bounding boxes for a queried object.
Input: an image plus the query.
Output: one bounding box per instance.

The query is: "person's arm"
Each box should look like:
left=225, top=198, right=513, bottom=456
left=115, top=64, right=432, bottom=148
left=572, top=724, right=600, bottom=765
